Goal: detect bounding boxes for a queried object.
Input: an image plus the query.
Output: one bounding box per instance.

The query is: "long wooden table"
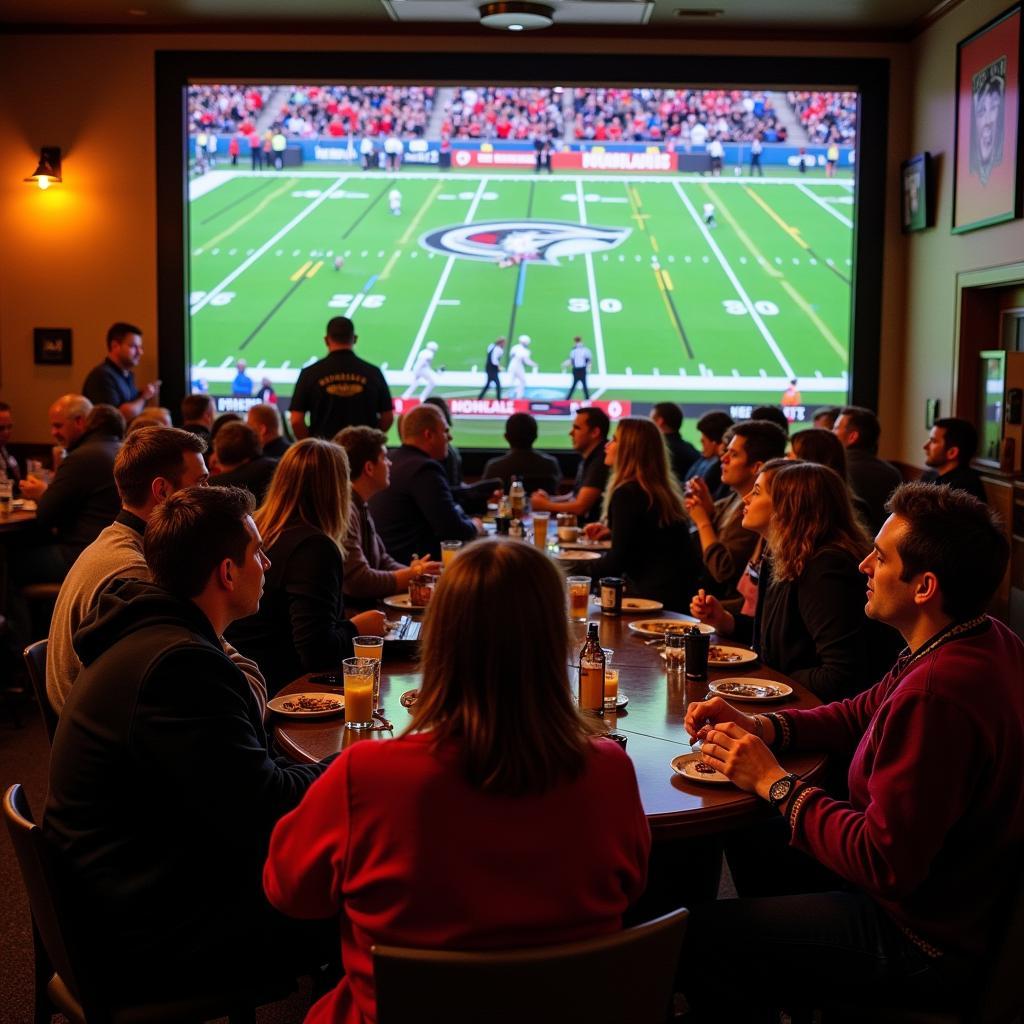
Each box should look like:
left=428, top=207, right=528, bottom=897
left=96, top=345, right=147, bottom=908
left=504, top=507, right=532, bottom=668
left=274, top=603, right=826, bottom=841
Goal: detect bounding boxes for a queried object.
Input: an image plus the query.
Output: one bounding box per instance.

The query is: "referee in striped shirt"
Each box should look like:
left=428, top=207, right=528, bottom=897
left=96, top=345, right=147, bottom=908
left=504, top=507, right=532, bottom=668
left=564, top=336, right=593, bottom=400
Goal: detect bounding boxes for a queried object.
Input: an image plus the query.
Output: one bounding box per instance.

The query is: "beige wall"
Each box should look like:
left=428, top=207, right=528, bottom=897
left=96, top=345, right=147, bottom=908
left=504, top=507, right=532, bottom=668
left=903, top=0, right=1024, bottom=464
left=0, top=30, right=909, bottom=446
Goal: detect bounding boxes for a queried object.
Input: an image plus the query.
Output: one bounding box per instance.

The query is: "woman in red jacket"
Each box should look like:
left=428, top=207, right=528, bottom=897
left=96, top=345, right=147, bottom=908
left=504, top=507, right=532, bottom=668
left=263, top=538, right=651, bottom=1024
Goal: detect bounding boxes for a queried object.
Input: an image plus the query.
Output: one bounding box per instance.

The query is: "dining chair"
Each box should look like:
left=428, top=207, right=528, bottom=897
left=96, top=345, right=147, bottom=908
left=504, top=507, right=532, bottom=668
left=23, top=640, right=58, bottom=744
left=2, top=783, right=286, bottom=1024
left=372, top=906, right=688, bottom=1024
left=824, top=861, right=1024, bottom=1024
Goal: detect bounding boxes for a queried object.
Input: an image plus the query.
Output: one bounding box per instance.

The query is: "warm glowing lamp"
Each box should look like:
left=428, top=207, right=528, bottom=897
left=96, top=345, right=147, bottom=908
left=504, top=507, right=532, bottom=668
left=25, top=147, right=62, bottom=190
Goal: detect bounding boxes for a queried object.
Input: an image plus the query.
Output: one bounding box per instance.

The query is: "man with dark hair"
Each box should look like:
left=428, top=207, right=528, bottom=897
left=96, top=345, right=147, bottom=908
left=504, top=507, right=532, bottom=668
left=751, top=404, right=790, bottom=435
left=686, top=419, right=787, bottom=597
left=334, top=425, right=441, bottom=610
left=834, top=405, right=902, bottom=532
left=369, top=404, right=481, bottom=564
left=289, top=316, right=393, bottom=439
left=530, top=407, right=610, bottom=526
left=684, top=410, right=734, bottom=496
left=812, top=406, right=841, bottom=430
left=680, top=483, right=1021, bottom=1017
left=86, top=403, right=127, bottom=439
left=564, top=335, right=593, bottom=400
left=651, top=402, right=699, bottom=483
left=181, top=392, right=215, bottom=443
left=482, top=412, right=562, bottom=494
left=45, top=485, right=332, bottom=1005
left=922, top=417, right=987, bottom=502
left=82, top=321, right=160, bottom=421
left=0, top=401, right=22, bottom=483
left=478, top=336, right=505, bottom=399
left=247, top=402, right=291, bottom=458
left=211, top=421, right=277, bottom=502
left=19, top=394, right=121, bottom=568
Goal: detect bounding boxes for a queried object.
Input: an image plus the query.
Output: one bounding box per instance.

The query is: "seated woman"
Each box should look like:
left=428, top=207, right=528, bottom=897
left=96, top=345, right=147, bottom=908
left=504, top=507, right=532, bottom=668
left=789, top=426, right=873, bottom=529
left=263, top=538, right=651, bottom=1024
left=692, top=459, right=873, bottom=700
left=582, top=417, right=702, bottom=611
left=226, top=438, right=384, bottom=696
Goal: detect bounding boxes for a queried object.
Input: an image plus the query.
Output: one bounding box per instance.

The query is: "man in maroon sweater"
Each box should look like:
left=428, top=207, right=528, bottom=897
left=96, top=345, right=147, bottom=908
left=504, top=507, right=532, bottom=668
left=681, top=482, right=1021, bottom=1017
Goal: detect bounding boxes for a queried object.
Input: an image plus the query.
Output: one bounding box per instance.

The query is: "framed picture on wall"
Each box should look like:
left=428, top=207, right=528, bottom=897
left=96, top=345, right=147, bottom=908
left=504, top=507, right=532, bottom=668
left=901, top=152, right=933, bottom=231
left=953, top=4, right=1023, bottom=233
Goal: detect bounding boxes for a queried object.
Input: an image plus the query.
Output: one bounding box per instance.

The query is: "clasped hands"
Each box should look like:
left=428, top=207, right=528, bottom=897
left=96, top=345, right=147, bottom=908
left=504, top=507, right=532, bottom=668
left=684, top=696, right=788, bottom=801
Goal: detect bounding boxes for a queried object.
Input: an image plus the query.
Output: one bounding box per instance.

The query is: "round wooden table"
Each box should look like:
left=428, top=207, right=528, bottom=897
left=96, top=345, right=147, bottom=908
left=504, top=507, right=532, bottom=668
left=274, top=604, right=826, bottom=841
left=0, top=506, right=38, bottom=535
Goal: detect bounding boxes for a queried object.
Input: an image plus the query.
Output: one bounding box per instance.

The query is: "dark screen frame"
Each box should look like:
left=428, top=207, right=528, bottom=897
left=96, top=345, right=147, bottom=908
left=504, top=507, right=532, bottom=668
left=156, top=50, right=889, bottom=442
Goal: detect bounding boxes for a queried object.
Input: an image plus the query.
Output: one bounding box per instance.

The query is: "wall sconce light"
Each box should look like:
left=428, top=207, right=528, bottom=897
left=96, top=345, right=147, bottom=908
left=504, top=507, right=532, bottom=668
left=25, top=147, right=62, bottom=190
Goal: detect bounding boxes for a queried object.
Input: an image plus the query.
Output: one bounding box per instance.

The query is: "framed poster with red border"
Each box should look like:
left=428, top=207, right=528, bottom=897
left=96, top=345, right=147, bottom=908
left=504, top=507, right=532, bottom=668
left=953, top=4, right=1023, bottom=233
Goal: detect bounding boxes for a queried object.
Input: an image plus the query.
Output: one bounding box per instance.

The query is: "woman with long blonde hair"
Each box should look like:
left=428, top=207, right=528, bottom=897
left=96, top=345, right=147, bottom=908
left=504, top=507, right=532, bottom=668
left=227, top=438, right=384, bottom=695
left=692, top=459, right=887, bottom=699
left=583, top=416, right=701, bottom=610
left=264, top=538, right=650, bottom=1024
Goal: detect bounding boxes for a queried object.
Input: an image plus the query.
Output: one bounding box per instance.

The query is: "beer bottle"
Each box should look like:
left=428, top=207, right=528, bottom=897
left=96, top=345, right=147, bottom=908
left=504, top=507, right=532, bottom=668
left=578, top=622, right=605, bottom=717
left=509, top=476, right=525, bottom=520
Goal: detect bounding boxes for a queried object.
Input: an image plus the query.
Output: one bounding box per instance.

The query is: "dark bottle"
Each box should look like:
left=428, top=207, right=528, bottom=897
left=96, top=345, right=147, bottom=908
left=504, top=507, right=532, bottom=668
left=578, top=622, right=605, bottom=717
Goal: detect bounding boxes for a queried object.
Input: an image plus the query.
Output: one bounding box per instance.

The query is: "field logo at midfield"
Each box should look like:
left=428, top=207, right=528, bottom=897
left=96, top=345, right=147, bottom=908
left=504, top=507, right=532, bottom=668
left=420, top=220, right=631, bottom=266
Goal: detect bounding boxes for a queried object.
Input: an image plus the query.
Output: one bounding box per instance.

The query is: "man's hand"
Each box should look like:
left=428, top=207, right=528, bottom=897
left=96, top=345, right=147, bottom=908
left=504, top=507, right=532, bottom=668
left=19, top=475, right=47, bottom=500
left=409, top=556, right=442, bottom=576
left=350, top=610, right=386, bottom=636
left=142, top=381, right=161, bottom=401
left=472, top=517, right=485, bottom=535
left=583, top=522, right=610, bottom=541
left=685, top=476, right=715, bottom=519
left=530, top=491, right=551, bottom=512
left=698, top=721, right=787, bottom=799
left=689, top=588, right=734, bottom=635
left=684, top=695, right=756, bottom=742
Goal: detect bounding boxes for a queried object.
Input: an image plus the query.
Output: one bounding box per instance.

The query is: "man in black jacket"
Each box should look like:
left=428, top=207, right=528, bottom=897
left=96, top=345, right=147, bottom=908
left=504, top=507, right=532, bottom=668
left=833, top=405, right=903, bottom=532
left=651, top=401, right=699, bottom=484
left=369, top=403, right=481, bottom=563
left=921, top=417, right=987, bottom=502
left=482, top=412, right=561, bottom=495
left=45, top=486, right=333, bottom=1003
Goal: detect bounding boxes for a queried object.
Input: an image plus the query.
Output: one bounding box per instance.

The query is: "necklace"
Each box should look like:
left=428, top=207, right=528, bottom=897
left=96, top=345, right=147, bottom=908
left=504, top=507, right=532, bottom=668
left=891, top=615, right=989, bottom=682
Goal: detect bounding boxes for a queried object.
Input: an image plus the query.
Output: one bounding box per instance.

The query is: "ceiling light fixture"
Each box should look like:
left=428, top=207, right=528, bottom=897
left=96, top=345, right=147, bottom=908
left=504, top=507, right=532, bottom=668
left=479, top=2, right=555, bottom=31
left=25, top=147, right=62, bottom=190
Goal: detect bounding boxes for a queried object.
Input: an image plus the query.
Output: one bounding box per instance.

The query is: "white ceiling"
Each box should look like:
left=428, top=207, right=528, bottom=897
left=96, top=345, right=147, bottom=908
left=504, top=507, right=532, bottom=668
left=0, top=0, right=950, bottom=36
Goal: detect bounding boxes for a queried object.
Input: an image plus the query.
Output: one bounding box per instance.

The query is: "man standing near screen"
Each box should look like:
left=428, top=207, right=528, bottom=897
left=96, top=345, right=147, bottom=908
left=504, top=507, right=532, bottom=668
left=82, top=322, right=160, bottom=422
left=478, top=337, right=505, bottom=400
left=563, top=336, right=593, bottom=400
left=289, top=316, right=394, bottom=440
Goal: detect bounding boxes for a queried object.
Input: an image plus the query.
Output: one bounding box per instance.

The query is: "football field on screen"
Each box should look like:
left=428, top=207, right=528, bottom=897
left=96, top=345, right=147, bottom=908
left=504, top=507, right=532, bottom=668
left=188, top=169, right=855, bottom=448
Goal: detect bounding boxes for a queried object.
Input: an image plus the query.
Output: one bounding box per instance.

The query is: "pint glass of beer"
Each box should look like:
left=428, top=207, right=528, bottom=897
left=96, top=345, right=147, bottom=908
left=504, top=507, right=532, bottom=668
left=353, top=635, right=384, bottom=710
left=343, top=657, right=377, bottom=729
left=532, top=512, right=550, bottom=549
left=567, top=576, right=591, bottom=622
left=440, top=540, right=462, bottom=568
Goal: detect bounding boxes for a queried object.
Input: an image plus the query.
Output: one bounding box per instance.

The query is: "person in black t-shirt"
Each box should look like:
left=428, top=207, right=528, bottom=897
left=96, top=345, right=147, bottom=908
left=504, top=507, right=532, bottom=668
left=82, top=322, right=160, bottom=422
left=289, top=317, right=394, bottom=440
left=921, top=418, right=987, bottom=503
left=530, top=407, right=610, bottom=526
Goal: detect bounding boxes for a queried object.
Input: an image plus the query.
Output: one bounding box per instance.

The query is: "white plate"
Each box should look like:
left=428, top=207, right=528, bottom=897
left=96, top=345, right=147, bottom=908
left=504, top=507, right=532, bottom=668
left=621, top=598, right=664, bottom=613
left=558, top=539, right=612, bottom=551
left=555, top=549, right=602, bottom=561
left=627, top=618, right=714, bottom=638
left=383, top=593, right=426, bottom=611
left=268, top=692, right=345, bottom=719
left=659, top=644, right=759, bottom=666
left=709, top=678, right=793, bottom=702
left=670, top=752, right=731, bottom=785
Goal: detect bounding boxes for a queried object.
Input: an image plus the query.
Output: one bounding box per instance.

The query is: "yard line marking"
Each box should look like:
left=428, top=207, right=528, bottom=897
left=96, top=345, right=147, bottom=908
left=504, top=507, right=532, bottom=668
left=341, top=181, right=394, bottom=240
left=674, top=181, right=794, bottom=378
left=743, top=186, right=809, bottom=250
left=192, top=175, right=348, bottom=315
left=397, top=180, right=444, bottom=248
left=700, top=184, right=781, bottom=280
left=290, top=260, right=312, bottom=282
left=576, top=180, right=607, bottom=375
left=379, top=249, right=402, bottom=280
left=652, top=264, right=694, bottom=359
left=403, top=177, right=490, bottom=373
left=506, top=180, right=537, bottom=344
left=779, top=281, right=847, bottom=363
left=200, top=177, right=298, bottom=252
left=796, top=182, right=853, bottom=228
left=198, top=178, right=275, bottom=227
left=306, top=260, right=324, bottom=279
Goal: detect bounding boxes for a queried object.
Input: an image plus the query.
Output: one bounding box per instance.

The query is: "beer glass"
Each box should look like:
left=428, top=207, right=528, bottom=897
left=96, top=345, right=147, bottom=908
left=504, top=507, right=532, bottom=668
left=343, top=657, right=377, bottom=729
left=601, top=648, right=618, bottom=711
left=567, top=576, right=591, bottom=622
left=532, top=512, right=550, bottom=549
left=353, top=635, right=384, bottom=710
left=440, top=540, right=462, bottom=569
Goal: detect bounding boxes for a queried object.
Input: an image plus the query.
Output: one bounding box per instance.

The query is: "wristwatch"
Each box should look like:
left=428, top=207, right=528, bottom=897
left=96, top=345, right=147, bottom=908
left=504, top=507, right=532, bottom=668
left=767, top=773, right=799, bottom=809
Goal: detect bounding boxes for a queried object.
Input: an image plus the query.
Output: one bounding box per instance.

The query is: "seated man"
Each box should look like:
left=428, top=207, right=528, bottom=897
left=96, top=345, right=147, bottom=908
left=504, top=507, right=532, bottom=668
left=368, top=403, right=481, bottom=564
left=833, top=405, right=903, bottom=532
left=247, top=402, right=292, bottom=459
left=334, top=426, right=440, bottom=610
left=683, top=410, right=734, bottom=499
left=921, top=416, right=987, bottom=502
left=44, top=486, right=334, bottom=1004
left=46, top=426, right=266, bottom=716
left=181, top=392, right=215, bottom=443
left=529, top=407, right=610, bottom=526
left=651, top=402, right=699, bottom=484
left=681, top=483, right=1021, bottom=1016
left=19, top=395, right=123, bottom=569
left=210, top=421, right=278, bottom=502
left=482, top=412, right=561, bottom=495
left=0, top=401, right=22, bottom=484
left=127, top=406, right=173, bottom=432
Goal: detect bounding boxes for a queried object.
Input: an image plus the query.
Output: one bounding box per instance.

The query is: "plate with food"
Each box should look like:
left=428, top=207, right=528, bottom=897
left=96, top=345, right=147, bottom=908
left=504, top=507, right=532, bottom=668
left=670, top=752, right=731, bottom=785
left=709, top=678, right=793, bottom=702
left=620, top=598, right=664, bottom=613
left=627, top=618, right=714, bottom=638
left=659, top=644, right=759, bottom=666
left=555, top=549, right=602, bottom=561
left=383, top=593, right=427, bottom=611
left=267, top=693, right=345, bottom=719
left=557, top=539, right=612, bottom=551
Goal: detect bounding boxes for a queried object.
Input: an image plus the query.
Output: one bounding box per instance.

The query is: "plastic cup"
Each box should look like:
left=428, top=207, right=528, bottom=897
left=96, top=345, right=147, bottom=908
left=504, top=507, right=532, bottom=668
left=567, top=576, right=591, bottom=622
left=353, top=636, right=384, bottom=710
left=343, top=657, right=377, bottom=729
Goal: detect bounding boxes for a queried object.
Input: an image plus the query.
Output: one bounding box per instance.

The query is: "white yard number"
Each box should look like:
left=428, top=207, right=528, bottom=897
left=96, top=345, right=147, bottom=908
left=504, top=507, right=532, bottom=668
left=328, top=294, right=386, bottom=309
left=569, top=297, right=622, bottom=313
left=190, top=290, right=235, bottom=307
left=722, top=299, right=779, bottom=316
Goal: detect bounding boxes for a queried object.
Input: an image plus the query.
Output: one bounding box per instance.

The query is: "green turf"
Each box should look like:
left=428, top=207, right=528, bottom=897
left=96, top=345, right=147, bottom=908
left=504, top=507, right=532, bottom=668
left=187, top=168, right=854, bottom=448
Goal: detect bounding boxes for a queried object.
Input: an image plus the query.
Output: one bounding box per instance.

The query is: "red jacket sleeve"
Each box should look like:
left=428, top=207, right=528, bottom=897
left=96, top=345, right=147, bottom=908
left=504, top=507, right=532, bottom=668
left=264, top=750, right=351, bottom=919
